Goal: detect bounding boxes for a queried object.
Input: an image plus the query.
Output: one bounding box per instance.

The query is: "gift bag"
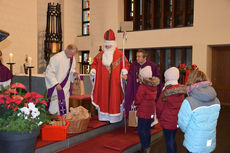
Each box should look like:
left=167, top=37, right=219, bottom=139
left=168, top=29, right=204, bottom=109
left=128, top=106, right=138, bottom=127
left=72, top=77, right=85, bottom=95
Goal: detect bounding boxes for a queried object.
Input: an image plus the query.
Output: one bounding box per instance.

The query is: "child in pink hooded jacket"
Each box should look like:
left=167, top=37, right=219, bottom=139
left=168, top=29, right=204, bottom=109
left=134, top=66, right=160, bottom=153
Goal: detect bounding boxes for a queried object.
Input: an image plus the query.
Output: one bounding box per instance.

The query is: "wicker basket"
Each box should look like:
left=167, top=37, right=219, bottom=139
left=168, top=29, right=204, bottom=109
left=67, top=116, right=90, bottom=134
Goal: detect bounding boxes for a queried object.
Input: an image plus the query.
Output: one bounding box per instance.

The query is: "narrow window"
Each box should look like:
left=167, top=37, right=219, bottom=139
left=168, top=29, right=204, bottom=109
left=82, top=0, right=90, bottom=35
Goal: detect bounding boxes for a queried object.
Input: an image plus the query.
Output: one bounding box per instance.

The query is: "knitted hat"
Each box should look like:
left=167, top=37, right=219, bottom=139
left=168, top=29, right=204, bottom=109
left=104, top=29, right=115, bottom=45
left=140, top=66, right=152, bottom=78
left=164, top=67, right=179, bottom=81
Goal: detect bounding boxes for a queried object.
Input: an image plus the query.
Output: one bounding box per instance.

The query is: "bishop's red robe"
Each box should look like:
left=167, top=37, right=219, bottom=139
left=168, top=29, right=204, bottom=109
left=91, top=48, right=129, bottom=123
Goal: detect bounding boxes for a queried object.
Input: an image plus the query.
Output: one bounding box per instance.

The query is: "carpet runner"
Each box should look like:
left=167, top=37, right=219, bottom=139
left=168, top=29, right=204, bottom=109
left=57, top=124, right=162, bottom=153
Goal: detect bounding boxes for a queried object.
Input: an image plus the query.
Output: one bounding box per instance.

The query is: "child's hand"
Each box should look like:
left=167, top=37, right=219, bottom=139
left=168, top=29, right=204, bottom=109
left=131, top=103, right=136, bottom=110
left=131, top=101, right=135, bottom=106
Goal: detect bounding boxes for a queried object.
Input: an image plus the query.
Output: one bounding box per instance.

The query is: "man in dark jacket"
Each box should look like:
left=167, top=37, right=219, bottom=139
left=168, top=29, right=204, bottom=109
left=125, top=49, right=161, bottom=117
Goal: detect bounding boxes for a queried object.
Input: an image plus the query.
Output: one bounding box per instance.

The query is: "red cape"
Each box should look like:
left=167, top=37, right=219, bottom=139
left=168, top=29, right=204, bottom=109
left=91, top=48, right=130, bottom=115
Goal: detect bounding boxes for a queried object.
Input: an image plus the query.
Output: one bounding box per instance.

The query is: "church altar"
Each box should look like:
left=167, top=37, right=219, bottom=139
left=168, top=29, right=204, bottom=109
left=12, top=73, right=92, bottom=95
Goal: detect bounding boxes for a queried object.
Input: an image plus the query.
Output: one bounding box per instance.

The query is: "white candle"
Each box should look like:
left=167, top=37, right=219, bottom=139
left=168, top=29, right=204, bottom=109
left=9, top=53, right=13, bottom=63
left=79, top=55, right=82, bottom=62
left=28, top=57, right=32, bottom=66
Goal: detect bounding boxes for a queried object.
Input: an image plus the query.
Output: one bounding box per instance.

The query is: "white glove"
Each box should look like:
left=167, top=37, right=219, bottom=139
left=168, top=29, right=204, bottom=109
left=121, top=69, right=128, bottom=75
left=90, top=69, right=96, bottom=76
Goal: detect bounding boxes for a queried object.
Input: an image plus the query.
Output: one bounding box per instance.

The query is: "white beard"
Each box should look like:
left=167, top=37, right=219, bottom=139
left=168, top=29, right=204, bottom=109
left=102, top=46, right=115, bottom=66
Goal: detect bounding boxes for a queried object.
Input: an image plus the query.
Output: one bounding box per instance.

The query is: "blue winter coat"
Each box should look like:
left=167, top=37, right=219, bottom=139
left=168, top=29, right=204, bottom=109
left=178, top=82, right=220, bottom=153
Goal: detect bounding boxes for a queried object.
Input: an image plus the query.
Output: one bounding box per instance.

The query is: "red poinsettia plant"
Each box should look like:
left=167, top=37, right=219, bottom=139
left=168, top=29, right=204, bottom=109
left=178, top=64, right=187, bottom=76
left=190, top=64, right=198, bottom=70
left=0, top=83, right=51, bottom=133
left=178, top=64, right=199, bottom=84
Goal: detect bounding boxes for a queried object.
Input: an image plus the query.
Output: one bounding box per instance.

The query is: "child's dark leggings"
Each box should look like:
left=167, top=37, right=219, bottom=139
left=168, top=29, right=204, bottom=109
left=163, top=128, right=178, bottom=153
left=137, top=117, right=152, bottom=149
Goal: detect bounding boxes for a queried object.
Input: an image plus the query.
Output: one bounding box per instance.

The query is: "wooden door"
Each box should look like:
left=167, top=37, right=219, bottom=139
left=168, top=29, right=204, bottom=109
left=212, top=46, right=230, bottom=105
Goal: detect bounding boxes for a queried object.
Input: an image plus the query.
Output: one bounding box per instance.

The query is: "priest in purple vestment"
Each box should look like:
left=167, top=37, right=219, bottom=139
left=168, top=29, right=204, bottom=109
left=0, top=50, right=13, bottom=89
left=45, top=44, right=78, bottom=115
left=125, top=49, right=162, bottom=116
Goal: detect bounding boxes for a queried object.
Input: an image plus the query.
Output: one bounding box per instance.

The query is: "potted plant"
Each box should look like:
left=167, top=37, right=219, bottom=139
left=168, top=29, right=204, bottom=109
left=178, top=64, right=199, bottom=84
left=0, top=82, right=51, bottom=153
left=178, top=64, right=187, bottom=84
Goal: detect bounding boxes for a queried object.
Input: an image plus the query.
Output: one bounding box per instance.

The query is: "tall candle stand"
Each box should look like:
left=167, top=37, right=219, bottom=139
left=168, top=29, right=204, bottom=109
left=27, top=66, right=34, bottom=92
left=6, top=62, right=15, bottom=74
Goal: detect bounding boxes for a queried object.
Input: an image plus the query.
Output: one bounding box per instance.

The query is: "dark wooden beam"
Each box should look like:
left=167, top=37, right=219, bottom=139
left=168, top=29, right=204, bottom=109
left=182, top=0, right=187, bottom=26
left=133, top=0, right=140, bottom=30
left=150, top=49, right=155, bottom=62
left=170, top=48, right=175, bottom=66
left=142, top=0, right=146, bottom=29
left=160, top=49, right=166, bottom=74
left=172, top=0, right=175, bottom=27
left=151, top=0, right=155, bottom=29
left=181, top=48, right=185, bottom=64
left=161, top=0, right=165, bottom=28
left=124, top=0, right=129, bottom=21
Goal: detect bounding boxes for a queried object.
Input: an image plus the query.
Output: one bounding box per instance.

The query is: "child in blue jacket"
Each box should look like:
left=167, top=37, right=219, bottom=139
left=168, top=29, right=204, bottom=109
left=178, top=70, right=221, bottom=153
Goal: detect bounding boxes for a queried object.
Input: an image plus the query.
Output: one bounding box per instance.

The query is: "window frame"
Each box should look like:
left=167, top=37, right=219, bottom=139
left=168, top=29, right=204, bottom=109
left=124, top=0, right=194, bottom=31
left=123, top=46, right=192, bottom=76
left=124, top=0, right=134, bottom=21
left=82, top=0, right=90, bottom=36
left=79, top=50, right=90, bottom=74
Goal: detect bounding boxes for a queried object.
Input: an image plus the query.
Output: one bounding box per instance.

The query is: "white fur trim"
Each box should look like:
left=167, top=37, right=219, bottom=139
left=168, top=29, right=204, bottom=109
left=91, top=99, right=124, bottom=123
left=0, top=79, right=11, bottom=89
left=90, top=69, right=96, bottom=76
left=104, top=40, right=115, bottom=46
left=97, top=104, right=124, bottom=123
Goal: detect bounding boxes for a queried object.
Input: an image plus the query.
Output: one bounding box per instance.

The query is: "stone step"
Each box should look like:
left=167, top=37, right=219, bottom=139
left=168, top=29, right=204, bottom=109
left=35, top=121, right=124, bottom=153
left=57, top=124, right=162, bottom=153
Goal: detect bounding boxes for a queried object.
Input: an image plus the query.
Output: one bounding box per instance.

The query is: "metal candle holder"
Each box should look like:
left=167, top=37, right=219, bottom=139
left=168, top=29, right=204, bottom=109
left=27, top=66, right=34, bottom=92
left=6, top=62, right=15, bottom=74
